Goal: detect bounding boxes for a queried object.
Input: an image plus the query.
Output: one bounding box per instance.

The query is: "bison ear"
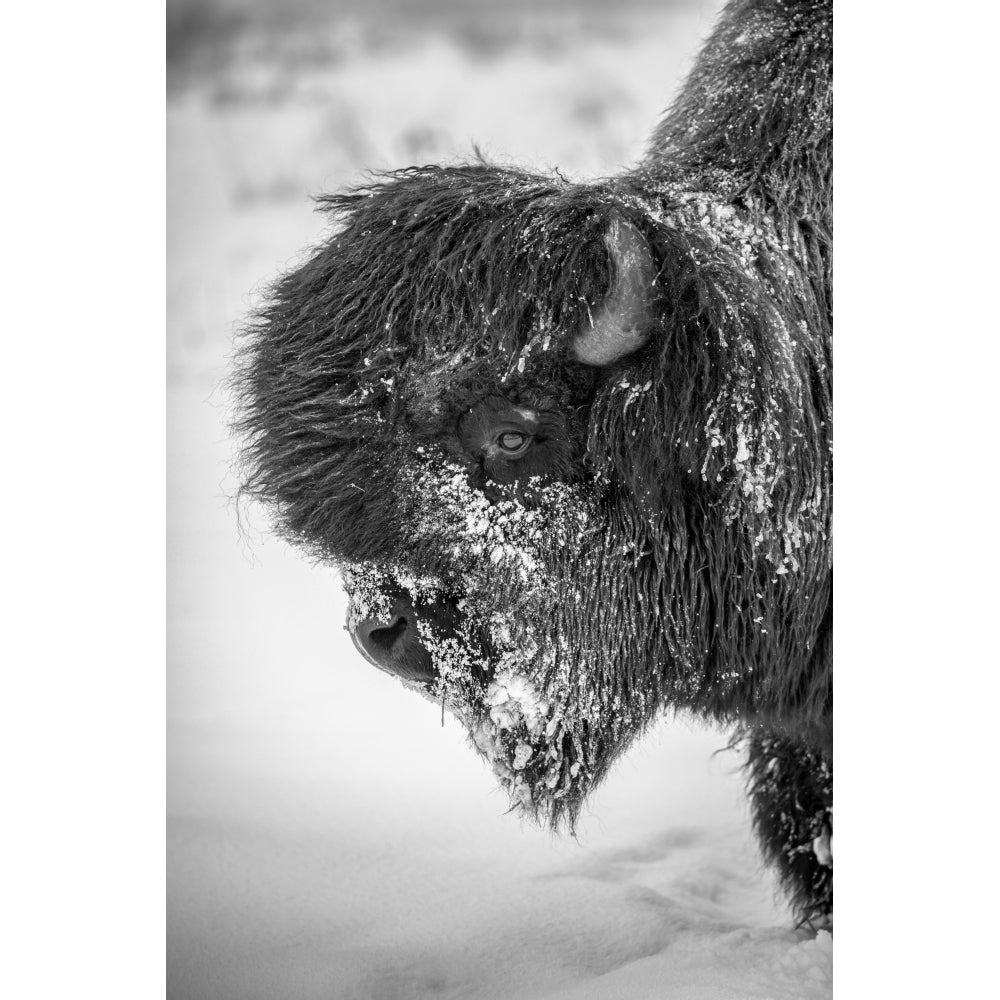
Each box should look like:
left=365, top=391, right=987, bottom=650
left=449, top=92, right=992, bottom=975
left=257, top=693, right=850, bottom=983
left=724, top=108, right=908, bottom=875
left=572, top=215, right=656, bottom=367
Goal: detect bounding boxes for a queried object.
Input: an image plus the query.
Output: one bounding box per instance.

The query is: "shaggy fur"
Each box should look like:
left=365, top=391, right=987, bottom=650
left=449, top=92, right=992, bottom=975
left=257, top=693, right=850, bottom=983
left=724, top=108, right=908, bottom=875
left=744, top=729, right=833, bottom=923
left=234, top=0, right=833, bottom=922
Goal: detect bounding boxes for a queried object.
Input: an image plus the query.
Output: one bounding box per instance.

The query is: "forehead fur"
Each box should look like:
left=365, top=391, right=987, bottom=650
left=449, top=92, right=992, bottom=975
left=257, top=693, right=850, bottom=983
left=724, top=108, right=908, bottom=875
left=299, top=165, right=627, bottom=366
left=232, top=164, right=634, bottom=555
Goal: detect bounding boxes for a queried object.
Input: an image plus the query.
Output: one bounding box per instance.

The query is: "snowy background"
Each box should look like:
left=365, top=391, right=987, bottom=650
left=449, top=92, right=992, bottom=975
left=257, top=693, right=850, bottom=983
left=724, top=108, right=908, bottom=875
left=166, top=1, right=832, bottom=996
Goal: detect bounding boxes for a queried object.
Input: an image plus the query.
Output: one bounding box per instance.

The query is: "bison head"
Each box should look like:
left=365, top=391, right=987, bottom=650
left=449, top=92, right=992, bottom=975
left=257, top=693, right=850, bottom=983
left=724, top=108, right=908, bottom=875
left=234, top=164, right=832, bottom=829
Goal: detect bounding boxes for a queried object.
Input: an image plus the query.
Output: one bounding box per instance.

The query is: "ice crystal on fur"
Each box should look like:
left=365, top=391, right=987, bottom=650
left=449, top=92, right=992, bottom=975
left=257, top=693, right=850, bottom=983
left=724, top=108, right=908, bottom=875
left=234, top=0, right=834, bottom=921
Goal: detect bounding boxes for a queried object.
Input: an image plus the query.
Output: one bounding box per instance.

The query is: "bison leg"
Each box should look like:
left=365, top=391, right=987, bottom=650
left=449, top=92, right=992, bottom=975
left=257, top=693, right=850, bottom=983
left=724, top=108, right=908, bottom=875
left=744, top=730, right=833, bottom=926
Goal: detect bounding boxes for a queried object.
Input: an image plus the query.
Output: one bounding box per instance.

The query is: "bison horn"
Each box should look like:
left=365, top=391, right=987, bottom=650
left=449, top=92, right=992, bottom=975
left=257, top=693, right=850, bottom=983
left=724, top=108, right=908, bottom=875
left=572, top=215, right=656, bottom=367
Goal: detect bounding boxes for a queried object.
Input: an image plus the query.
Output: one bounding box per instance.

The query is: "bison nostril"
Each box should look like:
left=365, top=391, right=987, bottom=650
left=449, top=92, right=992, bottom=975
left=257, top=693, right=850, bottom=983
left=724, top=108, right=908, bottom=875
left=351, top=597, right=439, bottom=685
left=349, top=591, right=475, bottom=686
left=367, top=615, right=409, bottom=649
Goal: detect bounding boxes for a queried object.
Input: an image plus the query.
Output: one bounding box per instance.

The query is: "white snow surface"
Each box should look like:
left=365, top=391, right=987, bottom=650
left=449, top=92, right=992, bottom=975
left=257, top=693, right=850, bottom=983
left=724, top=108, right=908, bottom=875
left=167, top=5, right=830, bottom=996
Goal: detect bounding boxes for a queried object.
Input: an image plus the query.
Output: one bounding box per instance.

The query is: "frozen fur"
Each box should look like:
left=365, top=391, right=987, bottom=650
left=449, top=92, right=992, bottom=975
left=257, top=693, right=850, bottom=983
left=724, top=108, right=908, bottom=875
left=234, top=0, right=833, bottom=921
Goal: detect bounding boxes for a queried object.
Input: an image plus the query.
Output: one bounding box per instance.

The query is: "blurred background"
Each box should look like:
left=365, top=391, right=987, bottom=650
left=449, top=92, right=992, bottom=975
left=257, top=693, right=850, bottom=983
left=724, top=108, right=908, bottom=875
left=167, top=0, right=727, bottom=387
left=167, top=2, right=832, bottom=998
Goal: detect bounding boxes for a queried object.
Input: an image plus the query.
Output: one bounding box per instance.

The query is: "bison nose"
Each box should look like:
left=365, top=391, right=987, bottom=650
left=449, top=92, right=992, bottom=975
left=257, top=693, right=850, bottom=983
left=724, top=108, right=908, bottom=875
left=351, top=594, right=437, bottom=684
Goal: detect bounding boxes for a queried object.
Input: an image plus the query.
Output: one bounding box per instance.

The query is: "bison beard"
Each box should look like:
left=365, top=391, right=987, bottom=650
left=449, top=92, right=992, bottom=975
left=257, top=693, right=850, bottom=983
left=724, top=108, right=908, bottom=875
left=234, top=0, right=833, bottom=923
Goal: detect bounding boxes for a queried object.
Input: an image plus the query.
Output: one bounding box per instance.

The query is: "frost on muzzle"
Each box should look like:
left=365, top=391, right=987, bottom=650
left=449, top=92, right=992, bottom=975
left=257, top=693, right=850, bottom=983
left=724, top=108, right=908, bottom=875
left=340, top=458, right=632, bottom=829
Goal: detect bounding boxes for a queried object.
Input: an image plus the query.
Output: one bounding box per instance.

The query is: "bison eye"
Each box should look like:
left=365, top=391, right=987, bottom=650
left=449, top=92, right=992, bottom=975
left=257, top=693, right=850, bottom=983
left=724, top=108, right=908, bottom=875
left=495, top=430, right=531, bottom=456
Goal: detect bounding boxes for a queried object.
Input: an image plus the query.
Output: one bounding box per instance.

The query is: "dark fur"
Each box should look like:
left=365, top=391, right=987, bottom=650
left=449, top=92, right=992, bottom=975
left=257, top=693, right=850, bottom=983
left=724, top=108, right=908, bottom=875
left=744, top=730, right=833, bottom=923
left=234, top=0, right=833, bottom=922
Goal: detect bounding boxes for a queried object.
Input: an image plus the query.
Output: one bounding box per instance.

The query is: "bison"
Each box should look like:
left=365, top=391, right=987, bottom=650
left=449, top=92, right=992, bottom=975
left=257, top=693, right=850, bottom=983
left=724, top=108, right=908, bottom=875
left=234, top=0, right=833, bottom=923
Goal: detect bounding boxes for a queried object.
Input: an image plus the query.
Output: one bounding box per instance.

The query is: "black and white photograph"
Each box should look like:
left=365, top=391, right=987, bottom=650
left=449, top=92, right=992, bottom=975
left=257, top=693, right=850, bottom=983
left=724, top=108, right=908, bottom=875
left=168, top=1, right=835, bottom=995
left=14, top=1, right=1000, bottom=997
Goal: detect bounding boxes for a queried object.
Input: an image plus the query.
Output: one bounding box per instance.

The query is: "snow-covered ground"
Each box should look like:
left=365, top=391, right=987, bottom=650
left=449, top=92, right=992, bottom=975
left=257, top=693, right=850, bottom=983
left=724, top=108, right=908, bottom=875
left=167, top=3, right=832, bottom=996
